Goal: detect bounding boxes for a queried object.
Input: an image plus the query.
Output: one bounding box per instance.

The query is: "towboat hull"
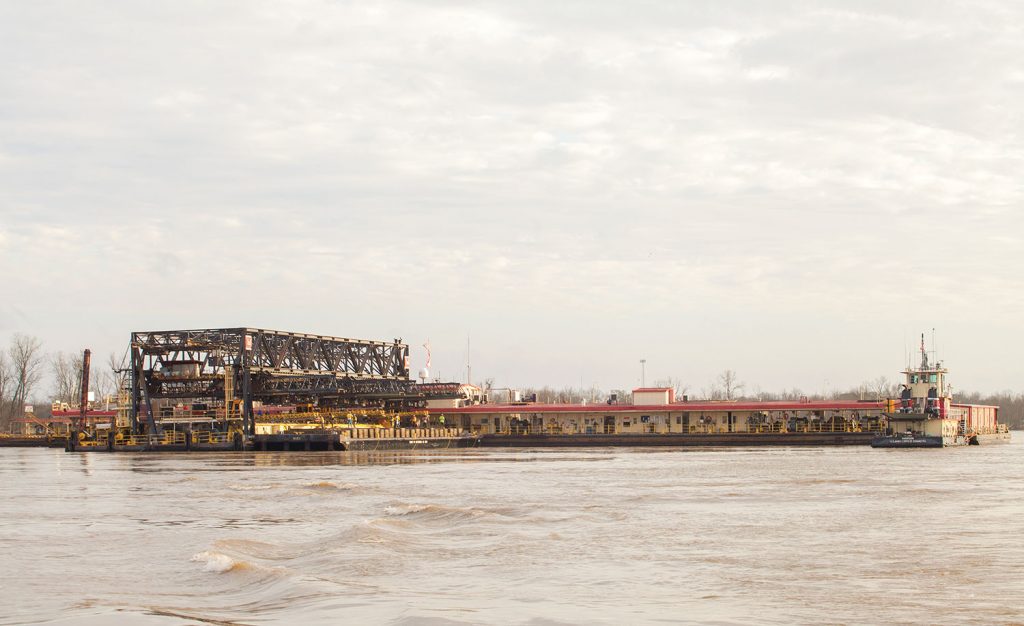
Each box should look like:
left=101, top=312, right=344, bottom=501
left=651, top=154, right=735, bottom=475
left=870, top=434, right=964, bottom=448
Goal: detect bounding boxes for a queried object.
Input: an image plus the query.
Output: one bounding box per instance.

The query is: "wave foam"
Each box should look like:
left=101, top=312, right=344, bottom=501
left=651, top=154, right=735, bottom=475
left=302, top=481, right=358, bottom=490
left=190, top=550, right=265, bottom=574
left=227, top=483, right=274, bottom=491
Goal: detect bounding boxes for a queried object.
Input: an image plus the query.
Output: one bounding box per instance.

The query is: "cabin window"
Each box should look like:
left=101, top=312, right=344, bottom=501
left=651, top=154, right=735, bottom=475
left=623, top=420, right=631, bottom=427
left=641, top=415, right=650, bottom=423
left=481, top=418, right=489, bottom=424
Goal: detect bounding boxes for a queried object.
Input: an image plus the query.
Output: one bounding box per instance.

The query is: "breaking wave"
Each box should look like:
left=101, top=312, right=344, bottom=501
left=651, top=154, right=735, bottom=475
left=190, top=550, right=289, bottom=578
left=191, top=550, right=254, bottom=573
left=302, top=481, right=358, bottom=491
left=381, top=503, right=501, bottom=525
left=227, top=483, right=275, bottom=491
left=212, top=539, right=299, bottom=561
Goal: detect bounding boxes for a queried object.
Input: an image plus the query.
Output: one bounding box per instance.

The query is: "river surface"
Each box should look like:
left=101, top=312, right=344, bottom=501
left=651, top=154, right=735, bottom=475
left=2, top=439, right=1023, bottom=625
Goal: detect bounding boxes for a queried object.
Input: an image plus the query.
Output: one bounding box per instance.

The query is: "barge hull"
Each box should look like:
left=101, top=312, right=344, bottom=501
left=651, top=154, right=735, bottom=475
left=0, top=436, right=67, bottom=448
left=479, top=433, right=877, bottom=447
left=344, top=436, right=480, bottom=451
left=61, top=431, right=482, bottom=453
left=971, top=432, right=1012, bottom=445
left=254, top=433, right=480, bottom=452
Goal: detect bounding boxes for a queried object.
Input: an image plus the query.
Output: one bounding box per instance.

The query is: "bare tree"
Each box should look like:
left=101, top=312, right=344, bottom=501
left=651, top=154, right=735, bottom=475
left=86, top=351, right=123, bottom=404
left=51, top=351, right=83, bottom=404
left=782, top=387, right=806, bottom=401
left=718, top=369, right=744, bottom=401
left=52, top=349, right=124, bottom=406
left=89, top=367, right=107, bottom=404
left=107, top=351, right=129, bottom=400
left=518, top=385, right=577, bottom=404
left=8, top=334, right=45, bottom=419
left=580, top=385, right=602, bottom=404
left=52, top=353, right=69, bottom=402
left=654, top=377, right=690, bottom=401
left=698, top=385, right=722, bottom=401
left=0, top=352, right=10, bottom=421
left=870, top=375, right=898, bottom=400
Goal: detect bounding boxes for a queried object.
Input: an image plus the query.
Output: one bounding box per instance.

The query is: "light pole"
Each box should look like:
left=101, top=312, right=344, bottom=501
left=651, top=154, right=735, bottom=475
left=640, top=359, right=646, bottom=387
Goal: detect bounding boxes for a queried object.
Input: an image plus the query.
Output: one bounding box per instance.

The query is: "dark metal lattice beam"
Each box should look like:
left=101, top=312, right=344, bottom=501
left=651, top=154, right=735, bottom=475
left=129, top=327, right=412, bottom=435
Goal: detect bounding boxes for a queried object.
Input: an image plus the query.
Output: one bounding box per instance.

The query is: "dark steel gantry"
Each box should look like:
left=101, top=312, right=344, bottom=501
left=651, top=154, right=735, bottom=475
left=129, top=328, right=411, bottom=436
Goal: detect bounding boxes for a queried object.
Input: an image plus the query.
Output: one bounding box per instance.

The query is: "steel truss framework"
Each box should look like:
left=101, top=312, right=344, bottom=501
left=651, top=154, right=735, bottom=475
left=130, top=328, right=413, bottom=436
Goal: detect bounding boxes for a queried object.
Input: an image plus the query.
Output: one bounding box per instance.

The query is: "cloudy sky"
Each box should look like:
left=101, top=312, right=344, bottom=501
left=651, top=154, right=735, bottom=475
left=1, top=0, right=1022, bottom=396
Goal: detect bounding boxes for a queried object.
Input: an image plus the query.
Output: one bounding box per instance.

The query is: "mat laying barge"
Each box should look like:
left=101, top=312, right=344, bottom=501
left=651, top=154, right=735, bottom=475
left=64, top=327, right=479, bottom=452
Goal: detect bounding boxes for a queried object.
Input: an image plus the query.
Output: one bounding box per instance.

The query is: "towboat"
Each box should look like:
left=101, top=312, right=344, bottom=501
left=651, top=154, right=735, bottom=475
left=871, top=335, right=1010, bottom=448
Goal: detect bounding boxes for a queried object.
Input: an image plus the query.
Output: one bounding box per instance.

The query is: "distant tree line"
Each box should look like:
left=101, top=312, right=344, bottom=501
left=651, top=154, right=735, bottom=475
left=0, top=334, right=123, bottom=431
left=2, top=335, right=1022, bottom=431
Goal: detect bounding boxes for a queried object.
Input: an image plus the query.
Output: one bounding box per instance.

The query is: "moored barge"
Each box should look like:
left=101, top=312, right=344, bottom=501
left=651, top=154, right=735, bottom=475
left=428, top=389, right=890, bottom=447
left=6, top=326, right=1006, bottom=454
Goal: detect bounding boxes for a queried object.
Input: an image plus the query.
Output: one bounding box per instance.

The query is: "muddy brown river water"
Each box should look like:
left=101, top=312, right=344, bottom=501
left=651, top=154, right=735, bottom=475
left=2, top=440, right=1023, bottom=625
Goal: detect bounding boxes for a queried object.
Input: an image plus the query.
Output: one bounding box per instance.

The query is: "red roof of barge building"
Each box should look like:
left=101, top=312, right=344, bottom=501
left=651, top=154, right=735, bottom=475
left=429, top=400, right=886, bottom=414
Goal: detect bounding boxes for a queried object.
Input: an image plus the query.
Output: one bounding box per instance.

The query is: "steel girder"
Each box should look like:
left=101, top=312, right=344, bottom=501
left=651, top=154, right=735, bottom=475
left=131, top=328, right=408, bottom=379
left=129, top=327, right=411, bottom=435
left=413, top=382, right=465, bottom=398
left=254, top=375, right=419, bottom=402
left=135, top=371, right=419, bottom=400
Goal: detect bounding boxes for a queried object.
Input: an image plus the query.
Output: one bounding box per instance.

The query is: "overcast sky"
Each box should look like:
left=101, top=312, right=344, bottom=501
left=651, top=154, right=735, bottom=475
left=1, top=0, right=1022, bottom=396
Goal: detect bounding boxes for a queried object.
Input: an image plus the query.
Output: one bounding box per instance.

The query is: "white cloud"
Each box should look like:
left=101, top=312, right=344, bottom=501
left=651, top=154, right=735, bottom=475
left=745, top=65, right=792, bottom=81
left=1, top=0, right=1022, bottom=393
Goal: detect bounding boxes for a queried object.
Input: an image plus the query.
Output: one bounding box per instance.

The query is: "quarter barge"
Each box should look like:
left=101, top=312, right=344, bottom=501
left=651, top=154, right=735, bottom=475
left=429, top=396, right=891, bottom=448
